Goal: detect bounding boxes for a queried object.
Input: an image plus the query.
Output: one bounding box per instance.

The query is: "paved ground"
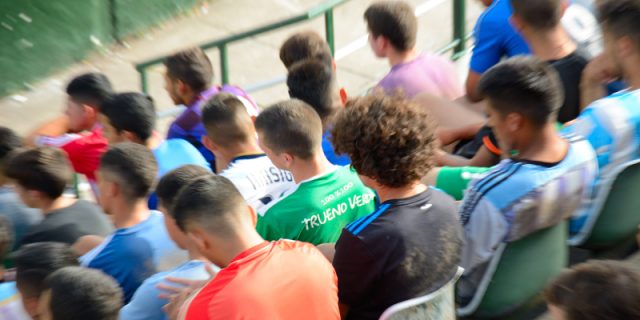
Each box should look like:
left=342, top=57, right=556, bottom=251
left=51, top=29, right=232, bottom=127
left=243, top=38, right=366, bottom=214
left=0, top=0, right=483, bottom=135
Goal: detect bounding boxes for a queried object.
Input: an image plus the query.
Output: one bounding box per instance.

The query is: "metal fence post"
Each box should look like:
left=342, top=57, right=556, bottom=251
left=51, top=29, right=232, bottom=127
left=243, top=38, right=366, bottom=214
left=219, top=44, right=230, bottom=84
left=140, top=69, right=149, bottom=94
left=453, top=0, right=466, bottom=58
left=325, top=9, right=336, bottom=55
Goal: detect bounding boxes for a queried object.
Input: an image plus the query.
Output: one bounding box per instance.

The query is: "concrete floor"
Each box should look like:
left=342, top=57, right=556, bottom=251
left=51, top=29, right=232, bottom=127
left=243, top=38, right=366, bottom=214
left=0, top=0, right=484, bottom=135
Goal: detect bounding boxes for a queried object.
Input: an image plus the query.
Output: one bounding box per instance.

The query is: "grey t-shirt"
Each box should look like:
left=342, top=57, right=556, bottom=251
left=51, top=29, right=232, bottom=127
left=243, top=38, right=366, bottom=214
left=21, top=199, right=113, bottom=246
left=0, top=186, right=42, bottom=250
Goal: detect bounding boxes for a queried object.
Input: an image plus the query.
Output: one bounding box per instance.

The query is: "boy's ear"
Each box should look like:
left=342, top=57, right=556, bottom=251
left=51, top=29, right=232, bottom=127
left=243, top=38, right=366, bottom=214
left=202, top=135, right=218, bottom=153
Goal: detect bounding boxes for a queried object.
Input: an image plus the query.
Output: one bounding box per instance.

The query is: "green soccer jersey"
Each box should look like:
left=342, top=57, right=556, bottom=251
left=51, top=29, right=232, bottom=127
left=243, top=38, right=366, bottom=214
left=256, top=166, right=377, bottom=245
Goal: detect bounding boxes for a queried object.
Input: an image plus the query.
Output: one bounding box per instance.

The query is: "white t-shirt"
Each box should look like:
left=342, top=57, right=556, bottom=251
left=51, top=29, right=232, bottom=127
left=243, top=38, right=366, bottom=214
left=220, top=154, right=296, bottom=211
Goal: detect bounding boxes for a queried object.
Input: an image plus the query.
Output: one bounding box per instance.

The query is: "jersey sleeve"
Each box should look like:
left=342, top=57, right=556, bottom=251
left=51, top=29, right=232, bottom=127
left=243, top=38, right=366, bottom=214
left=469, top=19, right=505, bottom=74
left=332, top=230, right=380, bottom=307
left=561, top=103, right=611, bottom=168
left=458, top=197, right=508, bottom=273
left=37, top=133, right=106, bottom=180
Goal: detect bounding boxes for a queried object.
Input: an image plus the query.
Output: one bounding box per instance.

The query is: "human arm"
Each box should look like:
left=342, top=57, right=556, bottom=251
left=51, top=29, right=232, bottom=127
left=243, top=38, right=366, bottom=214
left=580, top=53, right=621, bottom=109
left=437, top=146, right=499, bottom=168
left=437, top=122, right=485, bottom=147
left=24, top=115, right=71, bottom=146
left=458, top=197, right=508, bottom=272
left=465, top=71, right=484, bottom=103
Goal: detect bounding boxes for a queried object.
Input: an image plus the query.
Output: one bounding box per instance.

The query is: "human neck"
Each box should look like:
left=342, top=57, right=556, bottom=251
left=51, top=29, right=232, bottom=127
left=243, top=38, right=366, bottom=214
left=186, top=241, right=208, bottom=261
left=110, top=199, right=151, bottom=229
left=215, top=228, right=265, bottom=267
left=513, top=124, right=568, bottom=164
left=290, top=153, right=334, bottom=184
left=183, top=91, right=200, bottom=106
left=388, top=48, right=419, bottom=67
left=215, top=141, right=264, bottom=172
left=39, top=196, right=76, bottom=215
left=526, top=28, right=577, bottom=61
left=376, top=181, right=427, bottom=203
left=622, top=58, right=640, bottom=91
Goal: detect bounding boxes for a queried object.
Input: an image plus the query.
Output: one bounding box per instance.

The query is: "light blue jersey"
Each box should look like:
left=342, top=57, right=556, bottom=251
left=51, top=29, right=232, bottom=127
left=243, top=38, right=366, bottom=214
left=459, top=137, right=597, bottom=274
left=80, top=211, right=187, bottom=303
left=153, top=139, right=210, bottom=177
left=120, top=260, right=217, bottom=320
left=563, top=89, right=640, bottom=188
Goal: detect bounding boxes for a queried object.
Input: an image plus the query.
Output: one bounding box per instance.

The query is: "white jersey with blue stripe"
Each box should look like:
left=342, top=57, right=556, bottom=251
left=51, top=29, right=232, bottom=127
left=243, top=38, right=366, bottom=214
left=563, top=89, right=640, bottom=187
left=459, top=137, right=597, bottom=273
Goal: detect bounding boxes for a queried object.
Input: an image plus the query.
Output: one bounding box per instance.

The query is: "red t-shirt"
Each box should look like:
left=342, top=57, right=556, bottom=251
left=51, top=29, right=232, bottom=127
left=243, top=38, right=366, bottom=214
left=36, top=127, right=108, bottom=190
left=180, top=240, right=339, bottom=320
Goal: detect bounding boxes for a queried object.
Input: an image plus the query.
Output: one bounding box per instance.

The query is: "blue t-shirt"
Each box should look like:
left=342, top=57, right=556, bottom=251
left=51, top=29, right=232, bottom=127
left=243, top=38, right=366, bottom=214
left=470, top=0, right=531, bottom=74
left=322, top=131, right=350, bottom=166
left=80, top=211, right=187, bottom=303
left=120, top=260, right=217, bottom=320
left=149, top=139, right=211, bottom=209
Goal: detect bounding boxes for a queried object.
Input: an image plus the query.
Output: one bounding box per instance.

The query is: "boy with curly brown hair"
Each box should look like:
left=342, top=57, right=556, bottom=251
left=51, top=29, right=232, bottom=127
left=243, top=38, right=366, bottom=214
left=329, top=93, right=464, bottom=320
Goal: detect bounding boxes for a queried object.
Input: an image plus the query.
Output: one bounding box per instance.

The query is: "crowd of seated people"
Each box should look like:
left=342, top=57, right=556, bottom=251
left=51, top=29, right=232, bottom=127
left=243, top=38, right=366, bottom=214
left=1, top=0, right=640, bottom=319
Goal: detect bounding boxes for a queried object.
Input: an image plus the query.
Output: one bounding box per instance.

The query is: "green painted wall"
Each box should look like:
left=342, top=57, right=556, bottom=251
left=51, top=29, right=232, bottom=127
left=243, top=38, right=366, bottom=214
left=0, top=0, right=199, bottom=97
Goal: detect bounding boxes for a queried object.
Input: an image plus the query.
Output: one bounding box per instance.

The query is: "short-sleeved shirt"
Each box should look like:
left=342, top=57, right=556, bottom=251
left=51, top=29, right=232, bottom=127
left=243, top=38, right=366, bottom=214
left=0, top=282, right=30, bottom=320
left=550, top=51, right=590, bottom=123
left=256, top=166, right=377, bottom=245
left=377, top=53, right=462, bottom=99
left=457, top=137, right=597, bottom=297
left=20, top=199, right=113, bottom=246
left=179, top=240, right=339, bottom=320
left=36, top=126, right=108, bottom=195
left=470, top=0, right=531, bottom=74
left=322, top=131, right=350, bottom=166
left=120, top=260, right=217, bottom=320
left=80, top=211, right=187, bottom=303
left=562, top=89, right=640, bottom=229
left=167, top=86, right=259, bottom=167
left=333, top=189, right=464, bottom=320
left=220, top=154, right=295, bottom=212
left=0, top=187, right=42, bottom=251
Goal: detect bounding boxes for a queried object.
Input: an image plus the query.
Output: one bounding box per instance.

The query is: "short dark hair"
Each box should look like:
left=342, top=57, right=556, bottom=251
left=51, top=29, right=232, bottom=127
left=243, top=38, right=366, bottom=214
left=478, top=56, right=563, bottom=127
left=164, top=47, right=214, bottom=93
left=511, top=0, right=564, bottom=30
left=254, top=99, right=323, bottom=159
left=100, top=92, right=156, bottom=142
left=173, top=175, right=247, bottom=235
left=364, top=1, right=417, bottom=51
left=545, top=260, right=640, bottom=320
left=331, top=93, right=437, bottom=187
left=201, top=93, right=254, bottom=148
left=598, top=0, right=640, bottom=46
left=0, top=216, right=13, bottom=262
left=13, top=242, right=78, bottom=298
left=279, top=31, right=333, bottom=69
left=287, top=59, right=339, bottom=123
left=6, top=147, right=73, bottom=199
left=99, top=143, right=157, bottom=202
left=0, top=126, right=21, bottom=170
left=156, top=165, right=212, bottom=212
left=45, top=267, right=123, bottom=320
left=66, top=72, right=113, bottom=108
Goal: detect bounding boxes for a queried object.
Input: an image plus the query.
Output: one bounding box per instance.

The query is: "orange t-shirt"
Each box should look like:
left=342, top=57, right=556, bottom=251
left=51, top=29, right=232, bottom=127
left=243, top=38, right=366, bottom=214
left=180, top=240, right=340, bottom=320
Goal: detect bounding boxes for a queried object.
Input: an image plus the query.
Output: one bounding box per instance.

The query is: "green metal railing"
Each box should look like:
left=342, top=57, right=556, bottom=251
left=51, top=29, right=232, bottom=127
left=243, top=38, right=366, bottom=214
left=136, top=0, right=469, bottom=93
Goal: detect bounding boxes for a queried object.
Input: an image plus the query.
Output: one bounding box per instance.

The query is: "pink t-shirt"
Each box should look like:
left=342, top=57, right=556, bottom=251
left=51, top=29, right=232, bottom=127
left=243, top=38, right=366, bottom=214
left=377, top=53, right=462, bottom=100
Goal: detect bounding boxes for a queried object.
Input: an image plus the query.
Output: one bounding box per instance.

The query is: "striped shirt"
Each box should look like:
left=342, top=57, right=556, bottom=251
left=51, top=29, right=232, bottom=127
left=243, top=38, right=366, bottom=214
left=459, top=137, right=597, bottom=273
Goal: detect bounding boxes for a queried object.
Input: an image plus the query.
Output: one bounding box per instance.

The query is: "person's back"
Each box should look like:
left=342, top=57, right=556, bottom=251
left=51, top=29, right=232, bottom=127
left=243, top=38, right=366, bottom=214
left=257, top=166, right=376, bottom=244
left=365, top=1, right=462, bottom=99
left=153, top=139, right=210, bottom=177
left=80, top=143, right=186, bottom=303
left=254, top=100, right=376, bottom=245
left=457, top=57, right=598, bottom=301
left=549, top=51, right=589, bottom=122
left=171, top=174, right=339, bottom=320
left=0, top=217, right=29, bottom=319
left=182, top=240, right=338, bottom=319
left=5, top=147, right=113, bottom=247
left=562, top=0, right=640, bottom=232
left=21, top=199, right=112, bottom=246
left=201, top=93, right=296, bottom=210
left=330, top=93, right=463, bottom=320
